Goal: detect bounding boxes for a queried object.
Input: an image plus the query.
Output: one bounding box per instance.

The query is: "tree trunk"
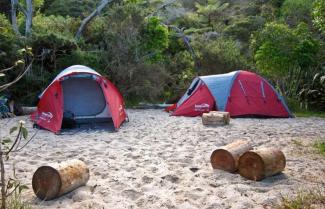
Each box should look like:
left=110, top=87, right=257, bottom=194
left=238, top=148, right=286, bottom=181
left=25, top=0, right=33, bottom=36
left=10, top=0, right=20, bottom=35
left=75, top=0, right=113, bottom=39
left=210, top=140, right=252, bottom=172
left=32, top=159, right=89, bottom=200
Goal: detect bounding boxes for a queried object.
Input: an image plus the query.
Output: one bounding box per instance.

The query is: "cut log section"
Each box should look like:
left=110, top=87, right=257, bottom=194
left=238, top=149, right=286, bottom=181
left=21, top=106, right=37, bottom=115
left=210, top=140, right=252, bottom=172
left=202, top=111, right=230, bottom=126
left=32, top=159, right=90, bottom=200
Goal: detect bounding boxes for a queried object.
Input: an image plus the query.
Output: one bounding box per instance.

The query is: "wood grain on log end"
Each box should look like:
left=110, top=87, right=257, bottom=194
left=238, top=151, right=265, bottom=181
left=32, top=166, right=61, bottom=200
left=210, top=149, right=236, bottom=172
left=238, top=149, right=286, bottom=181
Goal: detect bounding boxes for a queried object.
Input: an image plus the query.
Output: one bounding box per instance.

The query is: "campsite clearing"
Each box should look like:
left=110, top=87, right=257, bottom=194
left=1, top=109, right=325, bottom=209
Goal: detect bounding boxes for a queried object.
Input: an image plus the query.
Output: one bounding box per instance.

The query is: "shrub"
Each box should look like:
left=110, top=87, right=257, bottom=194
left=281, top=0, right=315, bottom=26
left=298, top=72, right=325, bottom=111
left=0, top=14, right=19, bottom=68
left=251, top=22, right=319, bottom=79
left=313, top=0, right=325, bottom=33
left=42, top=0, right=97, bottom=18
left=193, top=35, right=247, bottom=75
left=141, top=17, right=169, bottom=62
left=224, top=16, right=265, bottom=42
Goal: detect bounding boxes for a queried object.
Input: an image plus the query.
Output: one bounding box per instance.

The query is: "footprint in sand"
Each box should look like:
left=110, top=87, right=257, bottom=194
left=121, top=189, right=143, bottom=201
left=142, top=175, right=153, bottom=184
left=161, top=175, right=180, bottom=184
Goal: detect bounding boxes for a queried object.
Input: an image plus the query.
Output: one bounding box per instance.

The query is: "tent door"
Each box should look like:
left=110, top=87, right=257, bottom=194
left=61, top=76, right=112, bottom=125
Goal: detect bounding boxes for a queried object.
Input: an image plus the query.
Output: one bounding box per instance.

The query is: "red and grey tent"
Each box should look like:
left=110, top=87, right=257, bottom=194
left=168, top=70, right=292, bottom=117
left=31, top=65, right=127, bottom=133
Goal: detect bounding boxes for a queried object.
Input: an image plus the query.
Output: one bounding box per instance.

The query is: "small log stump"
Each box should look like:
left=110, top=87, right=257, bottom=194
left=32, top=159, right=90, bottom=200
left=210, top=140, right=252, bottom=172
left=238, top=149, right=286, bottom=181
left=202, top=111, right=230, bottom=126
left=21, top=106, right=37, bottom=115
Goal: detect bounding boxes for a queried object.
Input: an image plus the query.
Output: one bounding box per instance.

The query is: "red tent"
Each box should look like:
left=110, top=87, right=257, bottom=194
left=169, top=70, right=292, bottom=117
left=31, top=65, right=127, bottom=133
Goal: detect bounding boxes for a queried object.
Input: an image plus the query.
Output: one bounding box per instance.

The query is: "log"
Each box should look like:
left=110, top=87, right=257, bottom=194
left=210, top=140, right=252, bottom=172
left=21, top=106, right=36, bottom=115
left=202, top=111, right=230, bottom=126
left=238, top=149, right=286, bottom=181
left=32, top=159, right=90, bottom=200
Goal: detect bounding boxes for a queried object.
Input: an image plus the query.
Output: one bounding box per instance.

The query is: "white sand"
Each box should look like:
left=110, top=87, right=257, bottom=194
left=1, top=109, right=325, bottom=209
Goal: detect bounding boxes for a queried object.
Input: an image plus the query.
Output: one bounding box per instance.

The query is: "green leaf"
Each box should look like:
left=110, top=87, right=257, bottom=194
left=21, top=127, right=28, bottom=139
left=2, top=138, right=12, bottom=144
left=9, top=127, right=18, bottom=134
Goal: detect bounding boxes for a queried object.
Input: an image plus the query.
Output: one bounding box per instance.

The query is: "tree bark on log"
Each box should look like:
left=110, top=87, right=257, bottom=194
left=21, top=106, right=37, bottom=115
left=202, top=111, right=230, bottom=126
left=238, top=149, right=286, bottom=181
left=210, top=140, right=252, bottom=172
left=75, top=0, right=113, bottom=39
left=32, top=159, right=90, bottom=200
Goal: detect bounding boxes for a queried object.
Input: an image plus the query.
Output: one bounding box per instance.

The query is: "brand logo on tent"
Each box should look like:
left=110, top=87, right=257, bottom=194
left=194, top=103, right=210, bottom=112
left=119, top=105, right=124, bottom=116
left=39, top=112, right=53, bottom=123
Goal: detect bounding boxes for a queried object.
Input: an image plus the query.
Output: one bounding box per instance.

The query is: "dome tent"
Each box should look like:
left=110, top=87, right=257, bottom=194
left=169, top=70, right=292, bottom=117
left=31, top=65, right=127, bottom=133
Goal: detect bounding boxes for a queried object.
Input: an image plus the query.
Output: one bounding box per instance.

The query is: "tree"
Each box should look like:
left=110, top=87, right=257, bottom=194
left=75, top=0, right=114, bottom=39
left=251, top=22, right=320, bottom=97
left=10, top=0, right=33, bottom=36
left=195, top=0, right=229, bottom=30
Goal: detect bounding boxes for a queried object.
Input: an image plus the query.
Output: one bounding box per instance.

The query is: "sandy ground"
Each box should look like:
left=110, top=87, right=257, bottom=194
left=0, top=109, right=325, bottom=209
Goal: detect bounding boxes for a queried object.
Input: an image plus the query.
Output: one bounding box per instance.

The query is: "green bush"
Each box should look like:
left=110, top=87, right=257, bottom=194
left=313, top=0, right=325, bottom=33
left=193, top=35, right=247, bottom=75
left=281, top=0, right=315, bottom=26
left=251, top=22, right=319, bottom=79
left=42, top=0, right=97, bottom=18
left=0, top=14, right=19, bottom=68
left=299, top=72, right=325, bottom=111
left=224, top=16, right=265, bottom=42
left=141, top=17, right=169, bottom=62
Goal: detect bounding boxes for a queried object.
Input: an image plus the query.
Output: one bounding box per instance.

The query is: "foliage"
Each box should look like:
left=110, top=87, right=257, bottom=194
left=298, top=72, right=325, bottom=111
left=313, top=0, right=325, bottom=33
left=251, top=22, right=319, bottom=79
left=193, top=35, right=247, bottom=75
left=0, top=14, right=19, bottom=68
left=141, top=17, right=169, bottom=61
left=314, top=141, right=325, bottom=156
left=224, top=16, right=265, bottom=42
left=41, top=0, right=98, bottom=18
left=276, top=189, right=325, bottom=209
left=0, top=0, right=325, bottom=108
left=281, top=0, right=315, bottom=26
left=0, top=121, right=36, bottom=209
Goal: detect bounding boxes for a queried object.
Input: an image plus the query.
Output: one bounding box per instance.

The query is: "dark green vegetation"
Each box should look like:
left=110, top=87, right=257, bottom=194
left=0, top=0, right=324, bottom=113
left=314, top=141, right=325, bottom=156
left=276, top=189, right=325, bottom=209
